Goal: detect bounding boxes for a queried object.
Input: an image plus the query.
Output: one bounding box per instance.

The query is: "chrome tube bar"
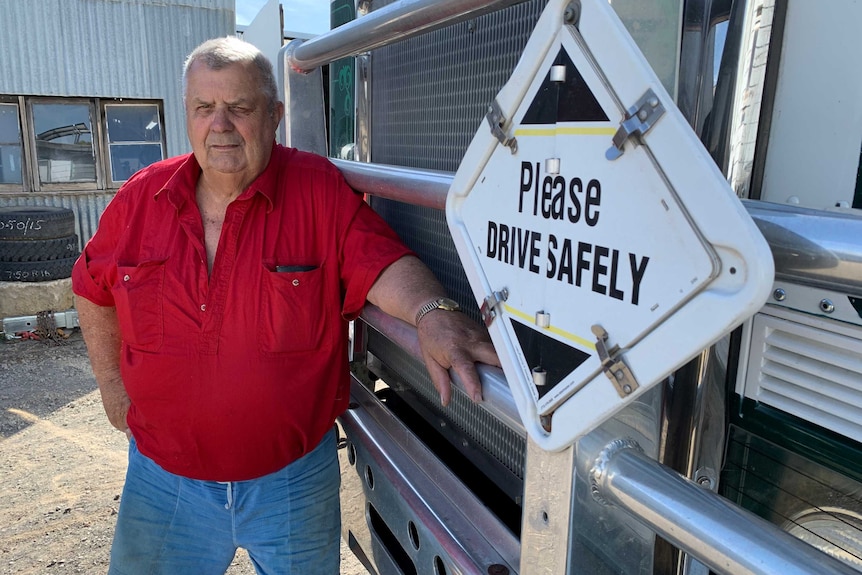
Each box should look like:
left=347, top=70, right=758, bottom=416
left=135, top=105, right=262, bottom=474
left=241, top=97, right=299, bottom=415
left=331, top=159, right=450, bottom=210
left=331, top=161, right=862, bottom=293
left=591, top=443, right=859, bottom=575
left=287, top=0, right=527, bottom=72
left=744, top=200, right=862, bottom=294
left=360, top=304, right=524, bottom=435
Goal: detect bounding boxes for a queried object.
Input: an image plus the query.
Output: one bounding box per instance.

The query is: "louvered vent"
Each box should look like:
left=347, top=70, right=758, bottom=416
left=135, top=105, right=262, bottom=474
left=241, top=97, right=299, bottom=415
left=744, top=310, right=862, bottom=443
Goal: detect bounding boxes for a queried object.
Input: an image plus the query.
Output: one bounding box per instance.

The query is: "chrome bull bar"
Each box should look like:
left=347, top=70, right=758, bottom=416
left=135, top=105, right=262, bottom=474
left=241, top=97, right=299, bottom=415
left=282, top=1, right=861, bottom=574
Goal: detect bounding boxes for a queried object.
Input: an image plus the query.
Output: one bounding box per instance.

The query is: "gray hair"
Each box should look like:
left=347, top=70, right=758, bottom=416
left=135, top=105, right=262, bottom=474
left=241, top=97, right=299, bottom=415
left=182, top=36, right=279, bottom=113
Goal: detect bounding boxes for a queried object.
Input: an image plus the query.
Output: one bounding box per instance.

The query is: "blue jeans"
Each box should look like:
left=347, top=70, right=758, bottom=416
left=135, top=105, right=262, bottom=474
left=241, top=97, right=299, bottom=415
left=109, top=430, right=341, bottom=575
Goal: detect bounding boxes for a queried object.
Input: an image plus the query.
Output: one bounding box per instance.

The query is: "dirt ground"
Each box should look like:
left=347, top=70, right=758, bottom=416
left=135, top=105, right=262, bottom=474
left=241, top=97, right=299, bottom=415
left=0, top=330, right=368, bottom=575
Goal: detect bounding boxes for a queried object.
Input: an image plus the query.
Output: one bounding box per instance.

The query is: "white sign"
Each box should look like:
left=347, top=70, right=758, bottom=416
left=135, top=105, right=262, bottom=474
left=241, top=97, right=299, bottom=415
left=447, top=0, right=774, bottom=450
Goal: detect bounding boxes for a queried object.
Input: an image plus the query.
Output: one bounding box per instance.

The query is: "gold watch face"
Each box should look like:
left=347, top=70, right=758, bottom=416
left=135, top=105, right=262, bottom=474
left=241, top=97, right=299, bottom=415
left=437, top=297, right=461, bottom=311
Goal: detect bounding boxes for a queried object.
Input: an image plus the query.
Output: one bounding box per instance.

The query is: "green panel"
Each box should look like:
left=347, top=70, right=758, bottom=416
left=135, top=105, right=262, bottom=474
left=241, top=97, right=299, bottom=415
left=721, top=422, right=862, bottom=566
left=727, top=396, right=862, bottom=483
left=329, top=0, right=355, bottom=158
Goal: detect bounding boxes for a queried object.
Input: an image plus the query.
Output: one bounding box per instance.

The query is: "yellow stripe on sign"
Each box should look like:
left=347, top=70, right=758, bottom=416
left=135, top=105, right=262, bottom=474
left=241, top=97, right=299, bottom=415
left=514, top=126, right=617, bottom=137
left=502, top=304, right=596, bottom=351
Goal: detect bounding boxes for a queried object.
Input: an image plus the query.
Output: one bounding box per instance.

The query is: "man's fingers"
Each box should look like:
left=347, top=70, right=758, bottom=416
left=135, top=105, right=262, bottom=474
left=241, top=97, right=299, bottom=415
left=451, top=362, right=483, bottom=403
left=471, top=341, right=501, bottom=367
left=425, top=357, right=453, bottom=406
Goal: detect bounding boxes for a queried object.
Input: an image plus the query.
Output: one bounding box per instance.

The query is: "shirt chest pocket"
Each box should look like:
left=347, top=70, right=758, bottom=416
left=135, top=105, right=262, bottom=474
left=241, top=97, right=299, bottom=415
left=259, top=264, right=327, bottom=354
left=113, top=260, right=166, bottom=352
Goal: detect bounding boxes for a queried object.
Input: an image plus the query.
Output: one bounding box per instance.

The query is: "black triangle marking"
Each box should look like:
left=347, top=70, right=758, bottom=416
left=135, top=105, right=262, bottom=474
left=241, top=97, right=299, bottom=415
left=521, top=47, right=609, bottom=125
left=510, top=318, right=591, bottom=400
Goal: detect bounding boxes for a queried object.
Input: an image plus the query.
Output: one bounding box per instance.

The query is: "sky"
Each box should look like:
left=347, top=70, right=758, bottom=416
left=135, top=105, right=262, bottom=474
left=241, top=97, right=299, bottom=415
left=235, top=0, right=329, bottom=35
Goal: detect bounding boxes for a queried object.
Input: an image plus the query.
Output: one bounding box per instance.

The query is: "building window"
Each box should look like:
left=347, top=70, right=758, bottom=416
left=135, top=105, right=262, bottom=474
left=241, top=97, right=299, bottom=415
left=0, top=95, right=165, bottom=194
left=32, top=101, right=97, bottom=185
left=105, top=103, right=164, bottom=184
left=0, top=102, right=23, bottom=185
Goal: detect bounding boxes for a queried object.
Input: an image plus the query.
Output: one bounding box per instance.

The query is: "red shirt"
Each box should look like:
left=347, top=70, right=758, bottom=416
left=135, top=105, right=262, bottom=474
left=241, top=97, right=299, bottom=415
left=72, top=144, right=411, bottom=480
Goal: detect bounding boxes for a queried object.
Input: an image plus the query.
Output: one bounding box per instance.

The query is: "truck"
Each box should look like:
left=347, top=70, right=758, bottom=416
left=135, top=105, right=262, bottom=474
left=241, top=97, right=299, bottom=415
left=278, top=0, right=862, bottom=573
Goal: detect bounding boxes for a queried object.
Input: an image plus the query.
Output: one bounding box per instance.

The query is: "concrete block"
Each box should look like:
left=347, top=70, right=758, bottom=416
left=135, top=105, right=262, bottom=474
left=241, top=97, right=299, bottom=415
left=0, top=278, right=74, bottom=319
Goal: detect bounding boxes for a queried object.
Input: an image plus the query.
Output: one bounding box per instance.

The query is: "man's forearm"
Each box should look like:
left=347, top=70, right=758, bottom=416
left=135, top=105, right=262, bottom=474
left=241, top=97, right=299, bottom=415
left=75, top=295, right=130, bottom=433
left=365, top=255, right=500, bottom=406
left=366, top=256, right=448, bottom=325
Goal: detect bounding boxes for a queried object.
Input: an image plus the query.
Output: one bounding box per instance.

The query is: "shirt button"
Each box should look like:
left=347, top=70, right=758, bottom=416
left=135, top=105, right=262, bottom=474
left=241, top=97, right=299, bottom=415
left=123, top=274, right=130, bottom=281
left=292, top=279, right=300, bottom=287
left=200, top=304, right=206, bottom=312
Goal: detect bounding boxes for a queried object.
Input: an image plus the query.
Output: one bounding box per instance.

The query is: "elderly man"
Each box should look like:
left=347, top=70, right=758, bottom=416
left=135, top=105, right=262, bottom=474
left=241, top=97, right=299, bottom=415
left=72, top=36, right=498, bottom=575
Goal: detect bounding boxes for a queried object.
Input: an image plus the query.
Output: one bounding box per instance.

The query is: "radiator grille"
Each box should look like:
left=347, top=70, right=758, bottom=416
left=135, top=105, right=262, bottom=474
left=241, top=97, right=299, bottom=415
left=745, top=310, right=862, bottom=444
left=365, top=1, right=548, bottom=480
left=369, top=329, right=526, bottom=481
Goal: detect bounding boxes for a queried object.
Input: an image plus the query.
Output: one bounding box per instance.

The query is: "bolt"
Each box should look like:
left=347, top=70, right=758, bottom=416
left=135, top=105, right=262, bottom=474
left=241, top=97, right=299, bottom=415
left=820, top=299, right=835, bottom=313
left=563, top=1, right=580, bottom=25
left=773, top=288, right=786, bottom=302
left=623, top=384, right=632, bottom=394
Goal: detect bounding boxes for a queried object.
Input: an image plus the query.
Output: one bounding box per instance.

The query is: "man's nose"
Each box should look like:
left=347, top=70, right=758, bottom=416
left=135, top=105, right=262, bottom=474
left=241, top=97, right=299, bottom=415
left=210, top=108, right=234, bottom=131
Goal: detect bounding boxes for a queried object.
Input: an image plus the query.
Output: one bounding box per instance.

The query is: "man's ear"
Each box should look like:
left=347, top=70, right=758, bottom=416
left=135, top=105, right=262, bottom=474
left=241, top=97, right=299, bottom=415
left=273, top=101, right=285, bottom=127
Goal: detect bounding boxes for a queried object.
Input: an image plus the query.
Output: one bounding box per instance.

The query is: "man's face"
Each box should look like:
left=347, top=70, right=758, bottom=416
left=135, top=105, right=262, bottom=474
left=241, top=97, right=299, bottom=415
left=185, top=60, right=283, bottom=185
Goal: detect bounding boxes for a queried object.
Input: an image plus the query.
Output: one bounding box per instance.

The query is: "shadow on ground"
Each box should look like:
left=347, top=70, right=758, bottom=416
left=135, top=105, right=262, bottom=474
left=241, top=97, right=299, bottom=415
left=0, top=331, right=96, bottom=438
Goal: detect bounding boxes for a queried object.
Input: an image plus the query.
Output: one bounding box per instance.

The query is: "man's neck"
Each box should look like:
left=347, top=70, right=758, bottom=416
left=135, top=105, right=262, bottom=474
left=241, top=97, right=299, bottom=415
left=196, top=172, right=248, bottom=204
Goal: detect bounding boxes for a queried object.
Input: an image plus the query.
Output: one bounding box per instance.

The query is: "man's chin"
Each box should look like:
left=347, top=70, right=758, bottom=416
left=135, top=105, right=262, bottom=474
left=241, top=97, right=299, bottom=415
left=205, top=159, right=247, bottom=175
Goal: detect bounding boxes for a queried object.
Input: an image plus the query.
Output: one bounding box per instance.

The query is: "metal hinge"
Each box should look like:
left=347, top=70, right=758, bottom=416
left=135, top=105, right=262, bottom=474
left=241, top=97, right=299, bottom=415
left=605, top=88, right=665, bottom=161
left=486, top=100, right=518, bottom=154
left=591, top=324, right=639, bottom=397
left=481, top=288, right=509, bottom=326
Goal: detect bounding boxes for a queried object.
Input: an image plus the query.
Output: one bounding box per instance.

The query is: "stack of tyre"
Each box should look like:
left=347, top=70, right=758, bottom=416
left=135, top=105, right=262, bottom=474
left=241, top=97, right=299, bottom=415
left=0, top=207, right=80, bottom=283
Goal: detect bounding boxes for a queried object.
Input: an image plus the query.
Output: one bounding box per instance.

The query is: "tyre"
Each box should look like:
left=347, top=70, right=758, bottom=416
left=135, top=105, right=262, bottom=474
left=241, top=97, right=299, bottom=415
left=0, top=256, right=78, bottom=282
left=0, top=235, right=80, bottom=262
left=0, top=206, right=76, bottom=240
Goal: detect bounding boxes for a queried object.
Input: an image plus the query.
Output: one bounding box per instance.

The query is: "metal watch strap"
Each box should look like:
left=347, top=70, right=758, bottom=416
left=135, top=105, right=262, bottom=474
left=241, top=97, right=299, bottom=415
left=415, top=297, right=461, bottom=325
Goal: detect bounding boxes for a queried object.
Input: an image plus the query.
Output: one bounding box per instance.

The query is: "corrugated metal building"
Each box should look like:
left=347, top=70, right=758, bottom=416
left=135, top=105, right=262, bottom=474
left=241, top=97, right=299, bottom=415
left=0, top=0, right=234, bottom=245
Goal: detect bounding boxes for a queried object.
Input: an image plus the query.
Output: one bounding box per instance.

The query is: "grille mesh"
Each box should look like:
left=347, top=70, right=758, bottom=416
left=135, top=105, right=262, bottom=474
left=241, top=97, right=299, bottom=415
left=369, top=329, right=527, bottom=480
left=366, top=0, right=549, bottom=481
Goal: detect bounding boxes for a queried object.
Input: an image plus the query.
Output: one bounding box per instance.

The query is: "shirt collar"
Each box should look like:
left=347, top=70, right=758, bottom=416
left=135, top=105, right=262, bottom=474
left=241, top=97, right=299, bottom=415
left=155, top=142, right=280, bottom=213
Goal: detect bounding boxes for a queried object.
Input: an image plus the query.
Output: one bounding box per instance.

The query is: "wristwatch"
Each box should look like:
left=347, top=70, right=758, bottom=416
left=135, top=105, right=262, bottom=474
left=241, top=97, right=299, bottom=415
left=415, top=297, right=461, bottom=325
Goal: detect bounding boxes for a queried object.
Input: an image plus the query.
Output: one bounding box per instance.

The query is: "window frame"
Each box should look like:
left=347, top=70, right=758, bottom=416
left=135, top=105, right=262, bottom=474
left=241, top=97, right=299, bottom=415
left=0, top=96, right=29, bottom=194
left=100, top=100, right=167, bottom=189
left=0, top=95, right=166, bottom=195
left=26, top=97, right=104, bottom=193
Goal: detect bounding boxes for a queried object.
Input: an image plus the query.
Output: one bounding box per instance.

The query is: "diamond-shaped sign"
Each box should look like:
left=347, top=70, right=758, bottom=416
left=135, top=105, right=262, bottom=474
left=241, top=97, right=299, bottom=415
left=447, top=0, right=774, bottom=450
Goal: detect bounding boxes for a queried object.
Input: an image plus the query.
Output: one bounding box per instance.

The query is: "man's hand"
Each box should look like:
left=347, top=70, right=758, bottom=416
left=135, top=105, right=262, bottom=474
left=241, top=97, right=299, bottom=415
left=100, top=379, right=132, bottom=437
left=416, top=309, right=500, bottom=406
left=366, top=255, right=501, bottom=406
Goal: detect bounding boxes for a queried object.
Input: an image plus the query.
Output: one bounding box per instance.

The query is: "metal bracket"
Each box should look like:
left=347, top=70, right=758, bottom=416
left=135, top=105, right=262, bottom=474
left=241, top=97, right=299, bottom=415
left=591, top=324, right=639, bottom=397
left=486, top=100, right=518, bottom=154
left=605, top=88, right=665, bottom=161
left=481, top=288, right=509, bottom=326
